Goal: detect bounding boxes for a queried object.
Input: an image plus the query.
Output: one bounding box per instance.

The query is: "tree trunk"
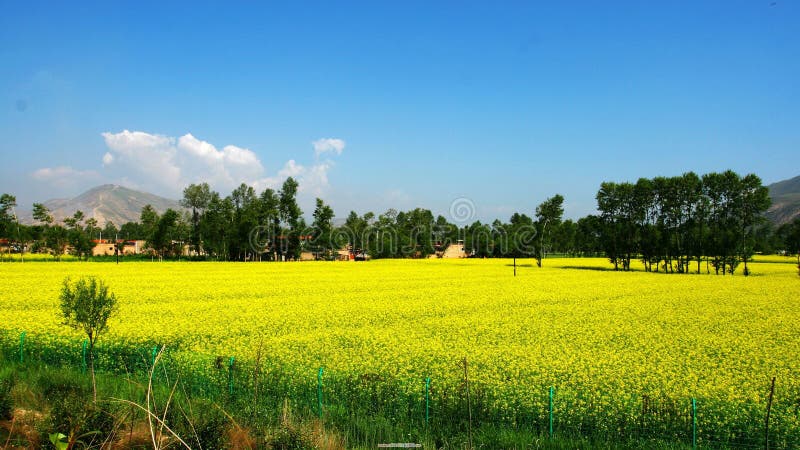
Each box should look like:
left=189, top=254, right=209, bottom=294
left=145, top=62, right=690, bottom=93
left=89, top=339, right=97, bottom=403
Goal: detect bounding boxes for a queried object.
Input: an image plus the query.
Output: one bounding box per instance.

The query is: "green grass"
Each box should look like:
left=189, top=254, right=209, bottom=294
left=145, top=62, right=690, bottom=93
left=1, top=356, right=701, bottom=449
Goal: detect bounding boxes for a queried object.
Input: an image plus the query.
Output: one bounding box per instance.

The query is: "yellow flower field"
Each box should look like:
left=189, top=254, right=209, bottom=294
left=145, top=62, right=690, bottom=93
left=1, top=257, right=798, bottom=443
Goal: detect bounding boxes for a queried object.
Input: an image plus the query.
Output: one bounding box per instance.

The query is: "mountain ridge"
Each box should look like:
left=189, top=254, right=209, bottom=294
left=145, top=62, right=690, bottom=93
left=21, top=184, right=183, bottom=227
left=766, top=175, right=800, bottom=225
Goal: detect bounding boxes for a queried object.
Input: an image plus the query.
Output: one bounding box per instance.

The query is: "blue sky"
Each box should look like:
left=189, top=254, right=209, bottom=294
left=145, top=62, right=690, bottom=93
left=1, top=1, right=798, bottom=222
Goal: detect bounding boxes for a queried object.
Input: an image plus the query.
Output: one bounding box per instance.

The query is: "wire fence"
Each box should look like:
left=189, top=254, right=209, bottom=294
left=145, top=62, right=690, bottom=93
left=2, top=330, right=799, bottom=449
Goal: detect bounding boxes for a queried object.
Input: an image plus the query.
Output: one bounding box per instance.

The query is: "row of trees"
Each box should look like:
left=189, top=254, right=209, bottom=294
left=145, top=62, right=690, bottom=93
left=2, top=171, right=799, bottom=269
left=150, top=181, right=567, bottom=262
left=595, top=171, right=772, bottom=275
left=173, top=178, right=307, bottom=261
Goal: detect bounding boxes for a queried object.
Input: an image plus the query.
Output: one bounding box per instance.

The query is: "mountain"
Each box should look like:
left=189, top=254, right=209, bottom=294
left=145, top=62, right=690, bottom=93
left=25, top=185, right=183, bottom=227
left=766, top=175, right=800, bottom=225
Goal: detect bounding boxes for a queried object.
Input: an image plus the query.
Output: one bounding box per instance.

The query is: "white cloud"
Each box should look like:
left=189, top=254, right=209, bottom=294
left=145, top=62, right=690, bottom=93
left=175, top=133, right=264, bottom=188
left=279, top=160, right=304, bottom=178
left=312, top=138, right=345, bottom=157
left=253, top=159, right=335, bottom=196
left=101, top=130, right=180, bottom=192
left=299, top=161, right=333, bottom=196
left=32, top=130, right=345, bottom=200
left=32, top=166, right=101, bottom=190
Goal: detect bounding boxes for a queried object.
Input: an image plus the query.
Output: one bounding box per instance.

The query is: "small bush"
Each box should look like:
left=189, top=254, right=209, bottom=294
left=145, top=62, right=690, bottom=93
left=172, top=398, right=230, bottom=449
left=192, top=405, right=229, bottom=449
left=267, top=425, right=311, bottom=450
left=266, top=400, right=313, bottom=450
left=37, top=371, right=89, bottom=400
left=37, top=372, right=116, bottom=446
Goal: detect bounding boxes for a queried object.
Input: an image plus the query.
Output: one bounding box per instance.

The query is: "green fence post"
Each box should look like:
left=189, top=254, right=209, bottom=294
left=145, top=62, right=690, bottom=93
left=151, top=346, right=158, bottom=367
left=425, top=377, right=431, bottom=426
left=228, top=356, right=235, bottom=395
left=317, top=367, right=324, bottom=418
left=691, top=398, right=697, bottom=450
left=81, top=339, right=88, bottom=374
left=18, top=331, right=25, bottom=363
left=549, top=386, right=554, bottom=439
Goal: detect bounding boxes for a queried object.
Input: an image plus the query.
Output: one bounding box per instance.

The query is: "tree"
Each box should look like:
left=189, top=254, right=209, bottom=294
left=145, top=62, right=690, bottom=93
left=60, top=276, right=118, bottom=402
left=32, top=203, right=52, bottom=225
left=311, top=198, right=335, bottom=259
left=45, top=225, right=69, bottom=260
left=181, top=183, right=212, bottom=255
left=63, top=211, right=95, bottom=260
left=576, top=215, right=603, bottom=256
left=366, top=209, right=396, bottom=258
left=102, top=221, right=118, bottom=241
left=257, top=188, right=280, bottom=260
left=149, top=209, right=182, bottom=259
left=31, top=203, right=55, bottom=256
left=702, top=171, right=748, bottom=275
left=596, top=182, right=638, bottom=271
left=554, top=219, right=577, bottom=255
left=0, top=194, right=16, bottom=237
left=464, top=221, right=493, bottom=257
left=343, top=210, right=371, bottom=255
left=507, top=212, right=535, bottom=258
left=0, top=194, right=18, bottom=259
left=534, top=194, right=564, bottom=267
left=736, top=173, right=770, bottom=276
left=279, top=177, right=302, bottom=260
left=140, top=205, right=159, bottom=242
left=119, top=221, right=145, bottom=240
left=400, top=208, right=435, bottom=257
left=433, top=215, right=456, bottom=253
left=782, top=218, right=800, bottom=275
left=229, top=183, right=259, bottom=261
left=201, top=192, right=233, bottom=260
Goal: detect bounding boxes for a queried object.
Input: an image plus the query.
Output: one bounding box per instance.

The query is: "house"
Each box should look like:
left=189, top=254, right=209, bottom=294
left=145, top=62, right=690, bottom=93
left=91, top=239, right=146, bottom=256
left=92, top=239, right=117, bottom=256
left=441, top=240, right=467, bottom=259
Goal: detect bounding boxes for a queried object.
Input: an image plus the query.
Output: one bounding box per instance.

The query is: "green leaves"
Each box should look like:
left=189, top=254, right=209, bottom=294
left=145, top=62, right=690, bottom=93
left=49, top=433, right=68, bottom=450
left=60, top=277, right=118, bottom=344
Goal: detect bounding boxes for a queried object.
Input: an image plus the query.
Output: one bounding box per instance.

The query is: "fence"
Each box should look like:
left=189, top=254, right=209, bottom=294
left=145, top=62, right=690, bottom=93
left=3, top=330, right=799, bottom=449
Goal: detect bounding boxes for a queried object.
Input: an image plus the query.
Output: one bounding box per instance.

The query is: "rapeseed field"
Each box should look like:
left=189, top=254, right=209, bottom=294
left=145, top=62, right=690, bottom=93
left=1, top=257, right=798, bottom=444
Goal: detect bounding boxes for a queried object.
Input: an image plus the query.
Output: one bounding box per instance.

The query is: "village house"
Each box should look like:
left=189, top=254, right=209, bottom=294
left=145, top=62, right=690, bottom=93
left=91, top=239, right=146, bottom=257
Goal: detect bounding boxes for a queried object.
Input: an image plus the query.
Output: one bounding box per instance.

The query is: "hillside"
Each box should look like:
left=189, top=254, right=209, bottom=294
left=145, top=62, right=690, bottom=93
left=25, top=184, right=182, bottom=227
left=766, top=175, right=800, bottom=225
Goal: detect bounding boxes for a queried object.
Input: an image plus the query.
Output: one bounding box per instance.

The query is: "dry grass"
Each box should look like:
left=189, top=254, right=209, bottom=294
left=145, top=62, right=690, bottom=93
left=309, top=419, right=346, bottom=450
left=226, top=425, right=257, bottom=449
left=0, top=409, right=43, bottom=450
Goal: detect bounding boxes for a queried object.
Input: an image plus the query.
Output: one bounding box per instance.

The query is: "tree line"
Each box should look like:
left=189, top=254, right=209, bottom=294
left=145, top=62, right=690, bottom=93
left=595, top=171, right=776, bottom=275
left=1, top=170, right=799, bottom=271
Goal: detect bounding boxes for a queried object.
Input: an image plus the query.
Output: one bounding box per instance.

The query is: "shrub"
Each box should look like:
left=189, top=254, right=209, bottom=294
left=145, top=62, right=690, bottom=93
left=37, top=372, right=116, bottom=447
